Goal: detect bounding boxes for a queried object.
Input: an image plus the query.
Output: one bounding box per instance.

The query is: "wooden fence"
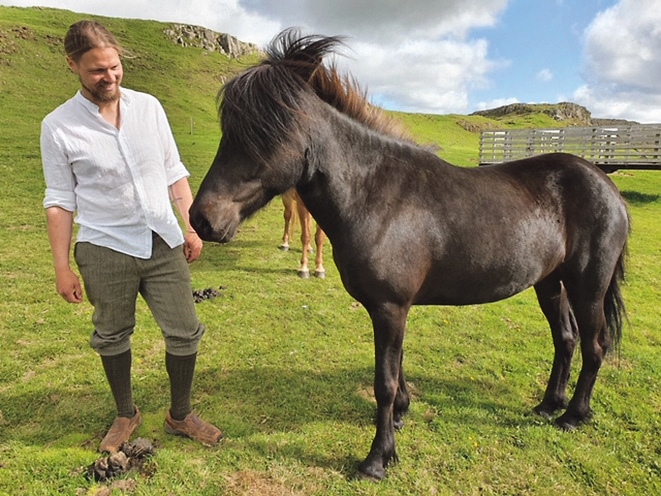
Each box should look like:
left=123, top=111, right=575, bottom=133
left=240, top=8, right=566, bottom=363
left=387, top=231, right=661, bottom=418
left=479, top=124, right=661, bottom=171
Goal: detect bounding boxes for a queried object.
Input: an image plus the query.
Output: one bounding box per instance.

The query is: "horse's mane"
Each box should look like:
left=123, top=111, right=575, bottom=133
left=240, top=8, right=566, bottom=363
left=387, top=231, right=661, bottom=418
left=218, top=28, right=409, bottom=162
left=308, top=60, right=410, bottom=140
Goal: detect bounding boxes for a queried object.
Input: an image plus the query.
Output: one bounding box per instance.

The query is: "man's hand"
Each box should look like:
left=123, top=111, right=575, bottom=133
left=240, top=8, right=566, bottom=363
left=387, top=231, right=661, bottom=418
left=183, top=231, right=203, bottom=263
left=55, top=267, right=83, bottom=303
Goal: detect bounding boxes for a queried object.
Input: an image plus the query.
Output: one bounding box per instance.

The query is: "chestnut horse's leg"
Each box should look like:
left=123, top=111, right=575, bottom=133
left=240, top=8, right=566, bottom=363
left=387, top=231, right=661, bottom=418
left=280, top=190, right=296, bottom=251
left=296, top=196, right=312, bottom=278
left=313, top=224, right=326, bottom=278
left=533, top=274, right=578, bottom=417
left=359, top=302, right=408, bottom=481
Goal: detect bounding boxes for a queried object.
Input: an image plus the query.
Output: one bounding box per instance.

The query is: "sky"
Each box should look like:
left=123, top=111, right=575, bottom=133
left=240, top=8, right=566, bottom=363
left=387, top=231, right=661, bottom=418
left=3, top=0, right=661, bottom=122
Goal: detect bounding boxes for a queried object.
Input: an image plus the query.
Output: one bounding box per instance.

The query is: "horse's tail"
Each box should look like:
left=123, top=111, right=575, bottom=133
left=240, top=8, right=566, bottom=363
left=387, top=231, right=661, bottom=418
left=604, top=234, right=628, bottom=353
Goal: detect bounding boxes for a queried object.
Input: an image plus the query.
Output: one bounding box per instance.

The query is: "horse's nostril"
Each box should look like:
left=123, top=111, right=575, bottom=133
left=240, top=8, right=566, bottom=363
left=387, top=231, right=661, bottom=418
left=190, top=211, right=212, bottom=239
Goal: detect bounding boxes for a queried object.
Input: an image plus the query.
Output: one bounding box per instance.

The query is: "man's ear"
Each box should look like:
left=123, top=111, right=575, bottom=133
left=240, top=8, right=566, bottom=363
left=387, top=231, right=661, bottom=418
left=66, top=56, right=76, bottom=73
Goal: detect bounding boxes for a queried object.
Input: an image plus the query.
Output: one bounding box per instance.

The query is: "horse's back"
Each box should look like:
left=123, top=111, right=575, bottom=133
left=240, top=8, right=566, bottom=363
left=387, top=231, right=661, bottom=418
left=385, top=153, right=626, bottom=307
left=511, top=153, right=626, bottom=228
left=460, top=152, right=629, bottom=291
left=477, top=153, right=627, bottom=233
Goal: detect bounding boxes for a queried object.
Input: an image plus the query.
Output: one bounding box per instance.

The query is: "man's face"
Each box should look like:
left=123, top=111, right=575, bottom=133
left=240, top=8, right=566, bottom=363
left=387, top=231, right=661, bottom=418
left=68, top=47, right=123, bottom=105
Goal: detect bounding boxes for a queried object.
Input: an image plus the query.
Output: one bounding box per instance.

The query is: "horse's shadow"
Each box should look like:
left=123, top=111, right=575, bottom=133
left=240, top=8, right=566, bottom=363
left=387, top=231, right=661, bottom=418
left=194, top=238, right=327, bottom=277
left=621, top=190, right=660, bottom=205
left=3, top=362, right=544, bottom=477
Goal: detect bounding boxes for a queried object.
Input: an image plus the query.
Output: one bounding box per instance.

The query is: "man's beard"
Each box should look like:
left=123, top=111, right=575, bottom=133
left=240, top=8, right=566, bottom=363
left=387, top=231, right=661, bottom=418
left=81, top=80, right=120, bottom=104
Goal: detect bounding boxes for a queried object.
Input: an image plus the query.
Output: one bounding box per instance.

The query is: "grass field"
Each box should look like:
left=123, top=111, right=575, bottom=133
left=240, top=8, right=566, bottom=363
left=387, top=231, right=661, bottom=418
left=0, top=6, right=660, bottom=496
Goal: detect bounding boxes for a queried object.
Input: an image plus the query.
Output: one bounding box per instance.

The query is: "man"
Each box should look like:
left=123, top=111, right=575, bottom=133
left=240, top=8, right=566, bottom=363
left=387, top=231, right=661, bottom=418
left=40, top=20, right=222, bottom=452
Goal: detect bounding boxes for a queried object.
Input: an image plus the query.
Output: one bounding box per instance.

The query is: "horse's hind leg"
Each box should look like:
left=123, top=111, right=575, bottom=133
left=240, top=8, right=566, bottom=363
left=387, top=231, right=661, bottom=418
left=313, top=225, right=326, bottom=279
left=280, top=190, right=295, bottom=251
left=555, top=283, right=611, bottom=429
left=533, top=274, right=578, bottom=418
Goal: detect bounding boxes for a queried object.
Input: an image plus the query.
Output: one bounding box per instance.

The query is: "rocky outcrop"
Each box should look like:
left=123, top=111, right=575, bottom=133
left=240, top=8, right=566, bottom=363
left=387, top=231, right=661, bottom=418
left=472, top=102, right=593, bottom=125
left=163, top=24, right=262, bottom=58
left=592, top=117, right=640, bottom=126
left=548, top=102, right=593, bottom=123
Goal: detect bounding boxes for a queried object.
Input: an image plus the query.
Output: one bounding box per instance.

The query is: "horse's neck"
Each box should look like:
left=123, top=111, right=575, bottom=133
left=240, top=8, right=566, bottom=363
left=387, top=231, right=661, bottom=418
left=298, top=105, right=424, bottom=236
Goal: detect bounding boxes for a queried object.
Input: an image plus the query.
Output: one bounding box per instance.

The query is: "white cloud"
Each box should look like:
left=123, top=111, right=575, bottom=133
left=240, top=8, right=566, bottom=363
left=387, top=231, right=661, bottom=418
left=346, top=37, right=496, bottom=114
left=474, top=97, right=519, bottom=112
left=4, top=0, right=661, bottom=120
left=241, top=0, right=507, bottom=43
left=536, top=69, right=553, bottom=83
left=239, top=0, right=510, bottom=114
left=577, top=0, right=661, bottom=122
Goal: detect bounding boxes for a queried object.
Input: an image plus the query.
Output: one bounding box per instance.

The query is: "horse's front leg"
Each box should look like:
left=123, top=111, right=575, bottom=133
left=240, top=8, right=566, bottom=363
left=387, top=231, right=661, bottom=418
left=358, top=303, right=408, bottom=481
left=393, top=349, right=410, bottom=430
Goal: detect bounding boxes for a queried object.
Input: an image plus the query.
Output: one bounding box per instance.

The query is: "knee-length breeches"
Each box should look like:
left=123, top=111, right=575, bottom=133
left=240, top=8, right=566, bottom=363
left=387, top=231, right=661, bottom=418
left=74, top=235, right=205, bottom=357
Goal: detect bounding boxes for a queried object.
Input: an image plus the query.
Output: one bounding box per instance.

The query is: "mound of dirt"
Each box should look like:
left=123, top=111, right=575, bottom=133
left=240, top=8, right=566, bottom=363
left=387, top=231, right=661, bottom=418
left=86, top=438, right=155, bottom=482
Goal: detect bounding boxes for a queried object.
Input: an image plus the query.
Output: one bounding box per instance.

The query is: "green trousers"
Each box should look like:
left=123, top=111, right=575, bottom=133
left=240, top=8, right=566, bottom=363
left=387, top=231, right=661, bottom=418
left=74, top=233, right=205, bottom=357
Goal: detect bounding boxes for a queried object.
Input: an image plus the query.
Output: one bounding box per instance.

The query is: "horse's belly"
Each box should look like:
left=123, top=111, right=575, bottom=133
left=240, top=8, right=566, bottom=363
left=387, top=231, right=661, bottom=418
left=414, top=278, right=533, bottom=306
left=413, top=256, right=554, bottom=306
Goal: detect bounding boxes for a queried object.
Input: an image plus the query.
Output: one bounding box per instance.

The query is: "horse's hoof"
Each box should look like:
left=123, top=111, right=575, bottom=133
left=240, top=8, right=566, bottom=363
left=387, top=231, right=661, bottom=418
left=555, top=418, right=579, bottom=431
left=532, top=406, right=554, bottom=420
left=279, top=244, right=289, bottom=251
left=357, top=462, right=385, bottom=482
left=314, top=270, right=326, bottom=279
left=533, top=399, right=567, bottom=419
left=298, top=269, right=310, bottom=279
left=554, top=410, right=590, bottom=431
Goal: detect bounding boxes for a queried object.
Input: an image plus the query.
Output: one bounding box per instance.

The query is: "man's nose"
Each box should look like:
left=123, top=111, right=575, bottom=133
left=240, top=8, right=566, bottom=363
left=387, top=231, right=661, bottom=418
left=102, top=69, right=117, bottom=81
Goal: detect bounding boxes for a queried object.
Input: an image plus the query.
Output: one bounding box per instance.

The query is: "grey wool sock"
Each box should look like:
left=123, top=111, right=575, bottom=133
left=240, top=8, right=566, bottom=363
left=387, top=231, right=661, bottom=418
left=165, top=352, right=197, bottom=421
left=100, top=349, right=135, bottom=418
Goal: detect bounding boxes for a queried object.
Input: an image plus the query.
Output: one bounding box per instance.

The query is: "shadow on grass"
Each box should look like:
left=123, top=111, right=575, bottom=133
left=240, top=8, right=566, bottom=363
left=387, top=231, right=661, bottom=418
left=2, top=362, right=545, bottom=477
left=621, top=190, right=660, bottom=205
left=194, top=237, right=328, bottom=277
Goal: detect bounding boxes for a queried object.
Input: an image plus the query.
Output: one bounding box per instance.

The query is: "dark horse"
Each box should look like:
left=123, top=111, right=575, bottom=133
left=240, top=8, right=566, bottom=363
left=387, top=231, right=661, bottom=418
left=190, top=30, right=629, bottom=480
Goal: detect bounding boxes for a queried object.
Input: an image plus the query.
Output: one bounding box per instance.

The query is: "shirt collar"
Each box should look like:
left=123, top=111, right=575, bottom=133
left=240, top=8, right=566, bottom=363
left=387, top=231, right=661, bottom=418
left=74, top=87, right=130, bottom=115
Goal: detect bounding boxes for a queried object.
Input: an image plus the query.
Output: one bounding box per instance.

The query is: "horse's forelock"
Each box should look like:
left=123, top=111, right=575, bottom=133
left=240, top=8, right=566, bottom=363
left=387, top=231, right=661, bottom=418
left=218, top=56, right=311, bottom=164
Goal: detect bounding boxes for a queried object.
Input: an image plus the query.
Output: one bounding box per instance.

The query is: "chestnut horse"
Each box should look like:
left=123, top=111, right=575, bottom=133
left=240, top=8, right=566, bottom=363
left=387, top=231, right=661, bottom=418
left=190, top=30, right=629, bottom=480
left=280, top=188, right=326, bottom=278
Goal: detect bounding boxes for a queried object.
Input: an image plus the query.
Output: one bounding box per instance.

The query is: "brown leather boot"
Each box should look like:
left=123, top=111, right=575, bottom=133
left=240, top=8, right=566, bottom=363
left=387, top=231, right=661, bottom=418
left=164, top=410, right=222, bottom=447
left=99, top=407, right=142, bottom=453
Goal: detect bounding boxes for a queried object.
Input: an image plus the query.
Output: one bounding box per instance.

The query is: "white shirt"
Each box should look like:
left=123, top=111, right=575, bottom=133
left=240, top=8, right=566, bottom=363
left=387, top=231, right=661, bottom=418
left=41, top=88, right=189, bottom=259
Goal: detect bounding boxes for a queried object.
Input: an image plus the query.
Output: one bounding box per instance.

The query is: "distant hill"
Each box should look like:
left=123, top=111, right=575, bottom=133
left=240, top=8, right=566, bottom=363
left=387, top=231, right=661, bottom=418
left=472, top=102, right=639, bottom=127
left=472, top=102, right=593, bottom=126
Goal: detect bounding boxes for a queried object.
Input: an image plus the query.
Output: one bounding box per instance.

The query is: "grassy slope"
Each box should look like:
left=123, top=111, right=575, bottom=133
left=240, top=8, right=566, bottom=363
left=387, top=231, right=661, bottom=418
left=0, top=6, right=660, bottom=496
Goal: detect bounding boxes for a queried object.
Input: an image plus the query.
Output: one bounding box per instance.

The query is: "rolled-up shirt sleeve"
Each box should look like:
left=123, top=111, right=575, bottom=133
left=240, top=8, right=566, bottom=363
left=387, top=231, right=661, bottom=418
left=41, top=119, right=77, bottom=212
left=154, top=101, right=189, bottom=187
